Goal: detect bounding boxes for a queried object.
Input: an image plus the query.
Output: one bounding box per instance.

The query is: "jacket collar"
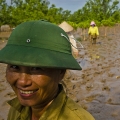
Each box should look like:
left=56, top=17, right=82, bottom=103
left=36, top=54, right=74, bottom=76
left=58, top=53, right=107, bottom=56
left=7, top=84, right=67, bottom=120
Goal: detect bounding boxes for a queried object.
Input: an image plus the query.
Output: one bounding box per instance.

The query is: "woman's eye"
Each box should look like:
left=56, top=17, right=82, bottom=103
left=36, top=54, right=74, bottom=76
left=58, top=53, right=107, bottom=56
left=10, top=65, right=19, bottom=69
left=8, top=65, right=20, bottom=71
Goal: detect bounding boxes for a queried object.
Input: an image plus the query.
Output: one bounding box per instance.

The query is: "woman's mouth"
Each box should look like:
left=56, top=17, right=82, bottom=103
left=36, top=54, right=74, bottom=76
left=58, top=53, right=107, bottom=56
left=19, top=89, right=38, bottom=98
left=20, top=90, right=34, bottom=94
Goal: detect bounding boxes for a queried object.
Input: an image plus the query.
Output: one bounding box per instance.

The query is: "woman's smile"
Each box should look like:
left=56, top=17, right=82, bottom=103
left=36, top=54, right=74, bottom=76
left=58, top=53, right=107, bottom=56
left=6, top=65, right=65, bottom=106
left=19, top=89, right=38, bottom=97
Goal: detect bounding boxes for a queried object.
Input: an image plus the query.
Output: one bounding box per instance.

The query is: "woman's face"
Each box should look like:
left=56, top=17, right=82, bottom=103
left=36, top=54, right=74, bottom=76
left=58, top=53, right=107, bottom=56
left=91, top=24, right=95, bottom=27
left=6, top=65, right=65, bottom=107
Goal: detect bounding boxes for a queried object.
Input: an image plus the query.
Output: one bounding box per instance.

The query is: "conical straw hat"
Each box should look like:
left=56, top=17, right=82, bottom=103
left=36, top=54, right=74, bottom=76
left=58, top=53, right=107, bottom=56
left=58, top=21, right=73, bottom=32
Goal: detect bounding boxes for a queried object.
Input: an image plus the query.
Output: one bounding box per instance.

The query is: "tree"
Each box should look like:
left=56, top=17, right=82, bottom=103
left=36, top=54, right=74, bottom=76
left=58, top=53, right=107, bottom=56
left=80, top=0, right=119, bottom=21
left=8, top=0, right=48, bottom=25
left=0, top=0, right=120, bottom=28
left=0, top=0, right=9, bottom=25
left=78, top=21, right=90, bottom=40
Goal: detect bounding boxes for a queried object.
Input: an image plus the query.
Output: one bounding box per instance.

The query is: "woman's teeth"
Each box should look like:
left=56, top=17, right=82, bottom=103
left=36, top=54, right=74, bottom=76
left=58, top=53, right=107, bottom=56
left=20, top=90, right=34, bottom=94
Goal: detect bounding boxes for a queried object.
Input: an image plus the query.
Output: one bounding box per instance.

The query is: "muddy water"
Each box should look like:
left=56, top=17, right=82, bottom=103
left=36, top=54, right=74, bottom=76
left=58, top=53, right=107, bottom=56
left=63, top=27, right=120, bottom=120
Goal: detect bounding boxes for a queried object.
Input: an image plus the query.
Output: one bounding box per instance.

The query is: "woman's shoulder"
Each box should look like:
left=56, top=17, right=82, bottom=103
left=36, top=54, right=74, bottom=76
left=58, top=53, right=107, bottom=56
left=59, top=97, right=95, bottom=120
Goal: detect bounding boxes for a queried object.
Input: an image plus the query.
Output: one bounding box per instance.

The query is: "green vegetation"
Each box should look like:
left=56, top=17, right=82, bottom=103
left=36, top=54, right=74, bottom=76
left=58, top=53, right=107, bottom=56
left=0, top=0, right=120, bottom=29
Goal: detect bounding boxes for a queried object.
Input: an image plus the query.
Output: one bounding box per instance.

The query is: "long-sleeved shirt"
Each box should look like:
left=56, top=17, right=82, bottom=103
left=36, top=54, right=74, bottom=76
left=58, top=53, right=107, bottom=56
left=7, top=85, right=95, bottom=120
left=88, top=26, right=99, bottom=36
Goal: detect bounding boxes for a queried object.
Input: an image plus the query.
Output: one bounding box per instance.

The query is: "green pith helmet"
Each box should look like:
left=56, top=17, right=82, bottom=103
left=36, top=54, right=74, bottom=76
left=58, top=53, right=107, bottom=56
left=0, top=20, right=82, bottom=70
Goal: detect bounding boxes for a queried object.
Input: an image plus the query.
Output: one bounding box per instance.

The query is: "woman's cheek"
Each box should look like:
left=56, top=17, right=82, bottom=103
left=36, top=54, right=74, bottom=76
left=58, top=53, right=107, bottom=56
left=6, top=72, right=17, bottom=84
left=33, top=75, right=52, bottom=87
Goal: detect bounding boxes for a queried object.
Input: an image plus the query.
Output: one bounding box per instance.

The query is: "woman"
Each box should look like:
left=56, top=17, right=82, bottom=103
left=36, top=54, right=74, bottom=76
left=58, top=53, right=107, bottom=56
left=0, top=20, right=95, bottom=120
left=88, top=21, right=99, bottom=44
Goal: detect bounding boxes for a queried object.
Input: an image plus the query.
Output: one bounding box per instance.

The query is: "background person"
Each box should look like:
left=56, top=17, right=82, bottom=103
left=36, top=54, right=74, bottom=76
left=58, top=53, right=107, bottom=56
left=58, top=21, right=79, bottom=58
left=66, top=31, right=79, bottom=58
left=0, top=20, right=95, bottom=120
left=88, top=21, right=99, bottom=44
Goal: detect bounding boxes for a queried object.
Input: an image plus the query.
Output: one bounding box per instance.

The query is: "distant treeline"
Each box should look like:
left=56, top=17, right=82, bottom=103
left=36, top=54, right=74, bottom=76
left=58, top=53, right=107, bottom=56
left=0, top=0, right=120, bottom=29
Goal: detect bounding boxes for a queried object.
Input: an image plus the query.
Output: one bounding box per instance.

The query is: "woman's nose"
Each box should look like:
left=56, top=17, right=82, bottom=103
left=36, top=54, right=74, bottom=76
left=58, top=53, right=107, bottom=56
left=17, top=73, right=32, bottom=87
